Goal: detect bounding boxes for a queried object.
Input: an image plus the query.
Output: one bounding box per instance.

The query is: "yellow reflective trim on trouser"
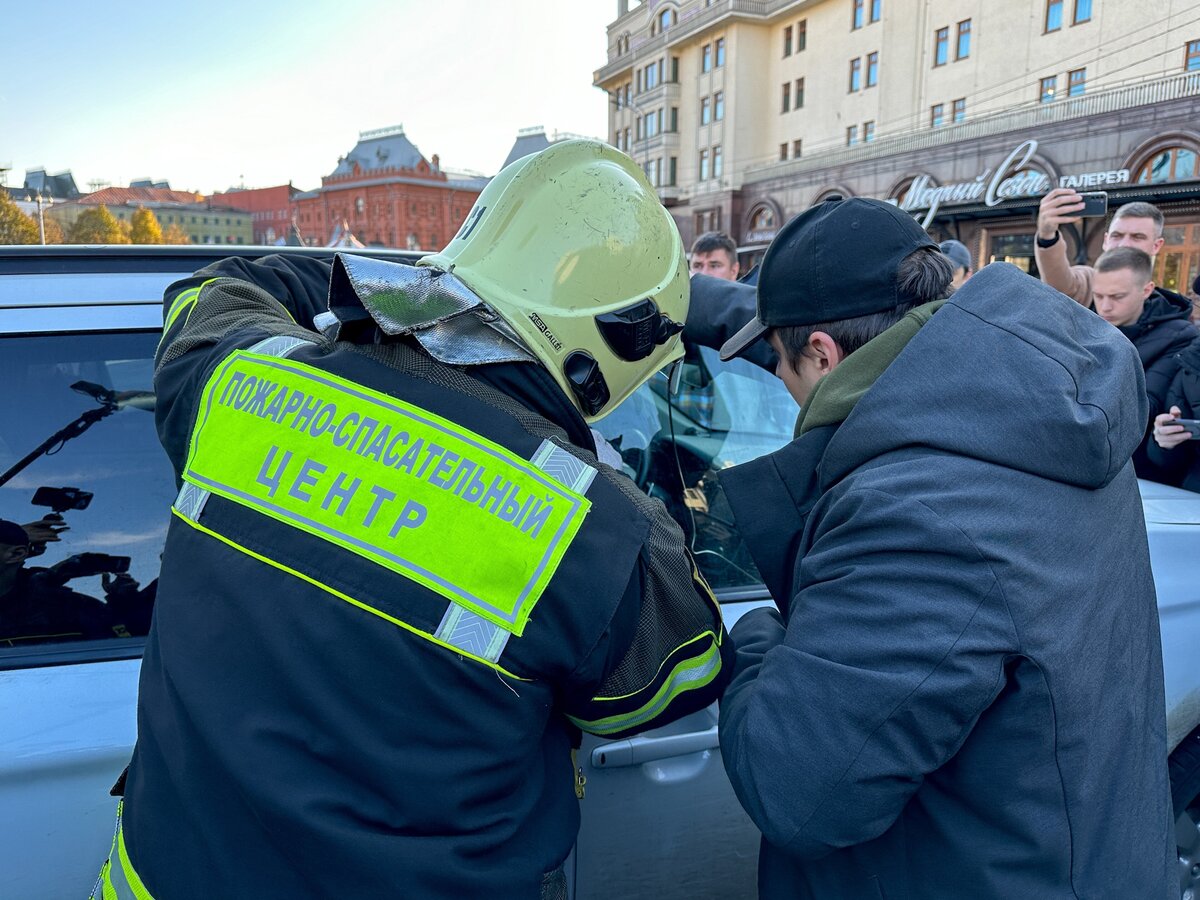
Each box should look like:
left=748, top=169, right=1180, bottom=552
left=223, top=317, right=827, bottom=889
left=567, top=631, right=724, bottom=735
left=94, top=801, right=156, bottom=900
left=170, top=507, right=532, bottom=681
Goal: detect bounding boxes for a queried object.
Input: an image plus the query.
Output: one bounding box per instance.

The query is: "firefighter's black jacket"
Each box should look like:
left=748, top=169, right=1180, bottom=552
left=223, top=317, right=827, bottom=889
left=121, top=254, right=731, bottom=899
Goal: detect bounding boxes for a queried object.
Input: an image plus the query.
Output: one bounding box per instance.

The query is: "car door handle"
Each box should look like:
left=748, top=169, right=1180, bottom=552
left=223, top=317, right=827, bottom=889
left=590, top=726, right=719, bottom=768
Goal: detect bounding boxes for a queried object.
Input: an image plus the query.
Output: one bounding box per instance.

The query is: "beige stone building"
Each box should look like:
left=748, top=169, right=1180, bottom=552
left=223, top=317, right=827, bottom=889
left=595, top=0, right=1200, bottom=290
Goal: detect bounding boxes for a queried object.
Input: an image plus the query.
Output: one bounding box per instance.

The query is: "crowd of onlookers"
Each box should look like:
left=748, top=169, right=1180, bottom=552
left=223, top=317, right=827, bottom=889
left=691, top=188, right=1200, bottom=493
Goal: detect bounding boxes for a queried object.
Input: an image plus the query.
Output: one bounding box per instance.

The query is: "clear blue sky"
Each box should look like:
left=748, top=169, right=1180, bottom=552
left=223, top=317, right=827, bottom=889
left=1, top=0, right=615, bottom=194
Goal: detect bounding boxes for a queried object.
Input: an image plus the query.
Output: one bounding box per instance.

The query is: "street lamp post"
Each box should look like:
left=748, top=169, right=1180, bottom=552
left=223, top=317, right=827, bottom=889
left=30, top=191, right=51, bottom=245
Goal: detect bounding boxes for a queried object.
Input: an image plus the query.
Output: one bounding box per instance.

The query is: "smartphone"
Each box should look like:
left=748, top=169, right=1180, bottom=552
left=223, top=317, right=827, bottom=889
left=31, top=486, right=94, bottom=512
left=1173, top=419, right=1200, bottom=438
left=1078, top=191, right=1108, bottom=218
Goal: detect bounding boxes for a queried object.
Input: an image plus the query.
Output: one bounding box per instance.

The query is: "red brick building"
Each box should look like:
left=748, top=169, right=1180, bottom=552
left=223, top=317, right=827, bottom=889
left=210, top=184, right=302, bottom=245
left=292, top=125, right=488, bottom=250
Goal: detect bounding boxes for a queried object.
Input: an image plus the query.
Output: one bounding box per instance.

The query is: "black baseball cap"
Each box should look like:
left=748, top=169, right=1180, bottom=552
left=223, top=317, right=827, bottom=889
left=0, top=519, right=30, bottom=548
left=720, top=197, right=937, bottom=360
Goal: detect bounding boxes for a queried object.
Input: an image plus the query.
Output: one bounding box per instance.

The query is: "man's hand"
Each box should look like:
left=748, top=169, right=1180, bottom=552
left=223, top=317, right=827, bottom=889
left=1154, top=407, right=1193, bottom=450
left=21, top=514, right=68, bottom=553
left=1037, top=188, right=1085, bottom=240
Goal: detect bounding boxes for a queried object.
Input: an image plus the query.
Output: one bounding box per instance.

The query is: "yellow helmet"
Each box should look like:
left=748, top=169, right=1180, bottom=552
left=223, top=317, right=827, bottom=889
left=418, top=139, right=688, bottom=422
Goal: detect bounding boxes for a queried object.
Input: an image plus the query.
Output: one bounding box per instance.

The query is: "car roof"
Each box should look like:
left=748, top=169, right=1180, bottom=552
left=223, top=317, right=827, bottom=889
left=0, top=245, right=426, bottom=310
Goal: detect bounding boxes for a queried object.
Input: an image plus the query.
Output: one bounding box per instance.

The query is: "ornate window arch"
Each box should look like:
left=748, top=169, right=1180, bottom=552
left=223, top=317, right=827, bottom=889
left=1126, top=132, right=1200, bottom=185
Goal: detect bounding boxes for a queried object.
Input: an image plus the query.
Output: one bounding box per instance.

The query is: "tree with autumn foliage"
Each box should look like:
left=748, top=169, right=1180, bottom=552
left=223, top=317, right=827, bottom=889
left=40, top=214, right=65, bottom=243
left=0, top=191, right=39, bottom=244
left=161, top=223, right=191, bottom=244
left=130, top=206, right=164, bottom=243
left=66, top=205, right=131, bottom=244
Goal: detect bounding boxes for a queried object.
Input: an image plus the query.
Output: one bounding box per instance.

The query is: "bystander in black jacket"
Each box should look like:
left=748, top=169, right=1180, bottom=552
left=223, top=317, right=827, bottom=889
left=1122, top=286, right=1196, bottom=420
left=1145, top=334, right=1200, bottom=491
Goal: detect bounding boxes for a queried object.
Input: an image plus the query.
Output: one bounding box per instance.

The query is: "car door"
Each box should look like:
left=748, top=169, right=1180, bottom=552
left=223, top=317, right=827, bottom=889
left=0, top=295, right=174, bottom=898
left=577, top=348, right=798, bottom=900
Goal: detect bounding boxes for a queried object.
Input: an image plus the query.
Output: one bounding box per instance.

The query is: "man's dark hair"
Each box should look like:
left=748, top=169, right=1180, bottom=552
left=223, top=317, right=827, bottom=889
left=774, top=246, right=953, bottom=368
left=690, top=231, right=737, bottom=261
left=1111, top=201, right=1164, bottom=237
left=1095, top=246, right=1153, bottom=283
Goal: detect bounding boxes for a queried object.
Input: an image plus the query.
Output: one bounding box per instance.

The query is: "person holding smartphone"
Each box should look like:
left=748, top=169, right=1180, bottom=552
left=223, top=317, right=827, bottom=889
left=1149, top=336, right=1200, bottom=492
left=1035, top=190, right=1173, bottom=308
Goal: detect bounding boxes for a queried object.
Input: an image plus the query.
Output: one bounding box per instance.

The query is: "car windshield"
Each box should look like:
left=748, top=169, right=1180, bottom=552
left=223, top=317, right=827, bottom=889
left=0, top=331, right=171, bottom=648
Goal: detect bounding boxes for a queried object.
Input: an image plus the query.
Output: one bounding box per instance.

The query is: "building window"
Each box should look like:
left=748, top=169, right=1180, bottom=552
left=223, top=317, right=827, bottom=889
left=780, top=143, right=788, bottom=161
left=930, top=103, right=945, bottom=127
left=849, top=57, right=861, bottom=91
left=784, top=24, right=792, bottom=56
left=624, top=127, right=631, bottom=147
left=793, top=139, right=803, bottom=157
left=715, top=38, right=725, bottom=66
left=355, top=197, right=364, bottom=214
left=624, top=84, right=632, bottom=106
left=669, top=157, right=678, bottom=186
left=645, top=109, right=660, bottom=137
left=1187, top=40, right=1200, bottom=71
left=636, top=69, right=643, bottom=93
left=1073, top=0, right=1092, bottom=24
left=867, top=51, right=878, bottom=86
left=699, top=149, right=710, bottom=180
left=794, top=78, right=804, bottom=108
left=1039, top=75, right=1057, bottom=102
left=798, top=19, right=807, bottom=51
left=636, top=116, right=644, bottom=140
left=957, top=20, right=971, bottom=59
left=853, top=0, right=864, bottom=29
left=713, top=146, right=723, bottom=178
left=714, top=91, right=725, bottom=119
left=646, top=61, right=660, bottom=90
left=871, top=0, right=881, bottom=22
left=702, top=96, right=712, bottom=124
left=934, top=27, right=948, bottom=66
left=864, top=120, right=875, bottom=142
left=702, top=44, right=712, bottom=72
left=659, top=8, right=672, bottom=31
left=781, top=82, right=791, bottom=113
left=1136, top=147, right=1199, bottom=184
left=669, top=106, right=678, bottom=132
left=1068, top=67, right=1086, bottom=96
left=953, top=97, right=966, bottom=122
left=1045, top=0, right=1063, bottom=32
left=847, top=125, right=859, bottom=146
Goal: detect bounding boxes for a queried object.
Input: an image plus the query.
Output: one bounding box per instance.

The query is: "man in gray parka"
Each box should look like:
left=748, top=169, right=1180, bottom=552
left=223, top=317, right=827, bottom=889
left=712, top=197, right=1173, bottom=899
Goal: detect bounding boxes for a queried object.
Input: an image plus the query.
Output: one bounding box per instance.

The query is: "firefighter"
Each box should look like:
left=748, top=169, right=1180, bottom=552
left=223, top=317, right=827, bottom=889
left=94, top=140, right=731, bottom=899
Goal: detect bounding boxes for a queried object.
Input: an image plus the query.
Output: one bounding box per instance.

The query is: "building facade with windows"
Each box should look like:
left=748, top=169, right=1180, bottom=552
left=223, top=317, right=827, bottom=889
left=290, top=126, right=486, bottom=250
left=49, top=186, right=254, bottom=245
left=596, top=0, right=1200, bottom=290
left=210, top=184, right=303, bottom=245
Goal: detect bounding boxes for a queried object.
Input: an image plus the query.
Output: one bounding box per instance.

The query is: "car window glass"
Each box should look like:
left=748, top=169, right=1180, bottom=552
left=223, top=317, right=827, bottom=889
left=0, top=331, right=171, bottom=650
left=595, top=347, right=797, bottom=592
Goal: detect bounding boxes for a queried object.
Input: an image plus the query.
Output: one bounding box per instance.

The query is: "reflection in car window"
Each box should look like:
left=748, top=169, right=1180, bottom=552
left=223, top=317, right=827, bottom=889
left=595, top=348, right=797, bottom=592
left=0, top=332, right=171, bottom=649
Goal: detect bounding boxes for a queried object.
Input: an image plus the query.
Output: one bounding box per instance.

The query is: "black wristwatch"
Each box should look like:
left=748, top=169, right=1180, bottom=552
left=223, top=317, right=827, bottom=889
left=1036, top=231, right=1060, bottom=249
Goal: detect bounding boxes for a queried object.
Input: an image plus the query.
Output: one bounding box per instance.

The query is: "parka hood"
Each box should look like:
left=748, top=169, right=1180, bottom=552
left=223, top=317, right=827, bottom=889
left=820, top=263, right=1148, bottom=491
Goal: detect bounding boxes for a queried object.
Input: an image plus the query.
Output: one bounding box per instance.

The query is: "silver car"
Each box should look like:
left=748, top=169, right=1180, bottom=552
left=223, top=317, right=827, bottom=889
left=3, top=246, right=1199, bottom=899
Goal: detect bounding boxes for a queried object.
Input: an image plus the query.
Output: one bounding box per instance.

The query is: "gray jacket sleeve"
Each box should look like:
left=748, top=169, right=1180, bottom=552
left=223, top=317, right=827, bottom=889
left=718, top=487, right=1013, bottom=860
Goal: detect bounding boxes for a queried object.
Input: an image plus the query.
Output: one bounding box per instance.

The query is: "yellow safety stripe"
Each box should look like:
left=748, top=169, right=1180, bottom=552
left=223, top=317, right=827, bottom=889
left=159, top=279, right=213, bottom=346
left=115, top=820, right=156, bottom=900
left=568, top=631, right=724, bottom=735
left=171, top=508, right=532, bottom=681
